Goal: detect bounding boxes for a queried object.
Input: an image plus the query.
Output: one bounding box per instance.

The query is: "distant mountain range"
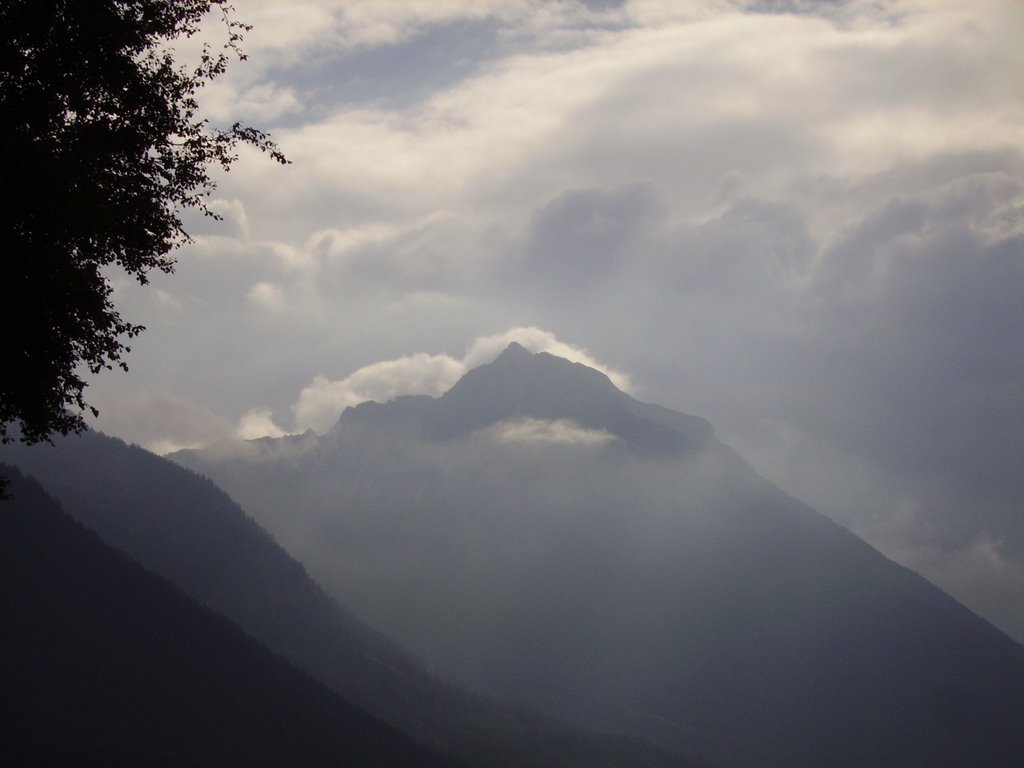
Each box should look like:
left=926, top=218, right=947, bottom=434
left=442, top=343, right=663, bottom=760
left=170, top=343, right=1024, bottom=768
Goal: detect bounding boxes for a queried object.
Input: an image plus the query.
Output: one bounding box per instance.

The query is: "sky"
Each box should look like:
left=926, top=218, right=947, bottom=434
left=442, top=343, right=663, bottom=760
left=87, top=0, right=1024, bottom=641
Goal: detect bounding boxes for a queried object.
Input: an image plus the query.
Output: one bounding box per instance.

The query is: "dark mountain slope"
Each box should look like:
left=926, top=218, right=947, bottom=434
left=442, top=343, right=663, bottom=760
left=0, top=465, right=453, bottom=768
left=0, top=432, right=708, bottom=768
left=174, top=344, right=1024, bottom=768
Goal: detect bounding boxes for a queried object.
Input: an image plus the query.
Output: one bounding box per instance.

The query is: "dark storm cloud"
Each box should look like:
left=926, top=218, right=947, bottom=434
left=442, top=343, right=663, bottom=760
left=518, top=183, right=666, bottom=289
left=659, top=197, right=814, bottom=297
left=796, top=175, right=1024, bottom=537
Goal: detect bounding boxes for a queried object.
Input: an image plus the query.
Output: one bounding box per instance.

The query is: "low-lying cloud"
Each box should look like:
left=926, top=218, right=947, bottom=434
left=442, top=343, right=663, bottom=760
left=484, top=418, right=618, bottom=447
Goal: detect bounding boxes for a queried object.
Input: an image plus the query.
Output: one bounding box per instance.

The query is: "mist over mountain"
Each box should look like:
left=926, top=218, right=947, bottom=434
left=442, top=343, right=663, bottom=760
left=0, top=466, right=452, bottom=768
left=175, top=344, right=1024, bottom=768
left=1, top=428, right=705, bottom=768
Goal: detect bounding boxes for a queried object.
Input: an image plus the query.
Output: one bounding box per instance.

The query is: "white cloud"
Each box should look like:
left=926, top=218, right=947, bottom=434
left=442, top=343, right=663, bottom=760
left=87, top=391, right=235, bottom=456
left=485, top=417, right=617, bottom=446
left=247, top=281, right=285, bottom=311
left=151, top=288, right=185, bottom=312
left=292, top=353, right=466, bottom=433
left=237, top=407, right=289, bottom=440
left=201, top=79, right=302, bottom=123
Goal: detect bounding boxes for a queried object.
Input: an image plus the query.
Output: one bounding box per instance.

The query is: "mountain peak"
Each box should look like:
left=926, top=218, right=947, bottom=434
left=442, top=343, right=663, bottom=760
left=335, top=344, right=712, bottom=453
left=432, top=346, right=709, bottom=453
left=485, top=342, right=616, bottom=393
left=443, top=342, right=619, bottom=412
left=494, top=341, right=532, bottom=362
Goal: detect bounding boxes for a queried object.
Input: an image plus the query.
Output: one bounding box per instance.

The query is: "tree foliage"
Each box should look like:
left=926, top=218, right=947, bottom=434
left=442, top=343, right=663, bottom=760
left=0, top=0, right=287, bottom=446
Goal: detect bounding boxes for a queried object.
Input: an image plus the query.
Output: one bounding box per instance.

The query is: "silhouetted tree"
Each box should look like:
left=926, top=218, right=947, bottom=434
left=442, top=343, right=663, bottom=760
left=0, top=0, right=287, bottom=457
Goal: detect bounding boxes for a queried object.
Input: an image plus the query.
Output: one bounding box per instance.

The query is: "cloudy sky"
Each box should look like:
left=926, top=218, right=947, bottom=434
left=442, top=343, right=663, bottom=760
left=89, top=0, right=1024, bottom=641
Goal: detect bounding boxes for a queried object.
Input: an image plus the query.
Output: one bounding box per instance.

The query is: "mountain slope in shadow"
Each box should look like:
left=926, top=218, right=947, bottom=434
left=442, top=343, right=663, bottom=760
left=173, top=343, right=1024, bottom=768
left=0, top=465, right=453, bottom=768
left=0, top=432, right=708, bottom=768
